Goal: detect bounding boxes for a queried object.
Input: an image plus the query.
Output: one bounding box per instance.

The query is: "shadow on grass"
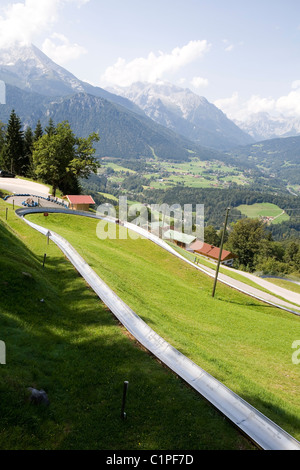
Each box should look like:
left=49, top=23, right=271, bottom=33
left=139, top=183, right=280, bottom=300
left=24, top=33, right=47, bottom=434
left=240, top=392, right=300, bottom=444
left=217, top=296, right=274, bottom=309
left=0, top=220, right=256, bottom=450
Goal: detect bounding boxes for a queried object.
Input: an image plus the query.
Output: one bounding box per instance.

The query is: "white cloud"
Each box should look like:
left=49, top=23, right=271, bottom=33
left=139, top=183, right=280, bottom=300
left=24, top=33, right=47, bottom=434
left=0, top=0, right=56, bottom=48
left=224, top=44, right=234, bottom=52
left=177, top=78, right=187, bottom=86
left=214, top=92, right=275, bottom=121
left=215, top=83, right=300, bottom=121
left=100, top=40, right=211, bottom=87
left=276, top=88, right=300, bottom=116
left=0, top=0, right=89, bottom=49
left=214, top=92, right=241, bottom=118
left=246, top=95, right=276, bottom=115
left=191, top=76, right=209, bottom=89
left=291, top=80, right=300, bottom=89
left=222, top=39, right=234, bottom=53
left=222, top=39, right=244, bottom=53
left=42, top=33, right=87, bottom=64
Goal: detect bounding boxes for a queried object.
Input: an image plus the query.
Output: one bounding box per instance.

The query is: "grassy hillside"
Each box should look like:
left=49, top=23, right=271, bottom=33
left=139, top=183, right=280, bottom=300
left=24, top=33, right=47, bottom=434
left=237, top=203, right=290, bottom=224
left=0, top=85, right=220, bottom=162
left=0, top=200, right=254, bottom=450
left=227, top=136, right=300, bottom=188
left=27, top=212, right=300, bottom=443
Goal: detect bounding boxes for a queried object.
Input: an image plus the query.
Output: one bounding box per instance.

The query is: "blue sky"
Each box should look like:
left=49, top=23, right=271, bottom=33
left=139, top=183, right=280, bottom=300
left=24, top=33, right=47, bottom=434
left=1, top=0, right=300, bottom=120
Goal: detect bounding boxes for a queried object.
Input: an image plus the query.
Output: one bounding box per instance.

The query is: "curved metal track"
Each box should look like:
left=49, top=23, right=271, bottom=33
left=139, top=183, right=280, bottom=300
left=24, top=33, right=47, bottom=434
left=18, top=207, right=300, bottom=315
left=16, top=207, right=300, bottom=450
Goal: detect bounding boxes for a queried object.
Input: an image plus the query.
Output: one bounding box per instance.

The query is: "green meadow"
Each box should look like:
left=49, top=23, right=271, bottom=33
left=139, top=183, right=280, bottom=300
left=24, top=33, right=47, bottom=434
left=26, top=211, right=300, bottom=443
left=0, top=200, right=255, bottom=450
left=100, top=157, right=251, bottom=191
left=237, top=203, right=290, bottom=224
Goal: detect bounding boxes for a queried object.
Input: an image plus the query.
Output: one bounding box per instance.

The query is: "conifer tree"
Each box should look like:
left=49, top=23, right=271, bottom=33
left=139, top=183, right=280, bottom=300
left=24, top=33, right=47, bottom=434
left=45, top=118, right=56, bottom=136
left=33, top=120, right=43, bottom=142
left=2, top=109, right=24, bottom=174
left=23, top=126, right=34, bottom=176
left=0, top=120, right=5, bottom=166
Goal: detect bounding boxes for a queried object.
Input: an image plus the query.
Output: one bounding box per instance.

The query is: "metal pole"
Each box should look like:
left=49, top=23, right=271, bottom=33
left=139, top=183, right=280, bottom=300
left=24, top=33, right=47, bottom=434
left=162, top=204, right=167, bottom=239
left=121, top=381, right=129, bottom=420
left=5, top=208, right=8, bottom=220
left=42, top=253, right=47, bottom=269
left=212, top=208, right=230, bottom=298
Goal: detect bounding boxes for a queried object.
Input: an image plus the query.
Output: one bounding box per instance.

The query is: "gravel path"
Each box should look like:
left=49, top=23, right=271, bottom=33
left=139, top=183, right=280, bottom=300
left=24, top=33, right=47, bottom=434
left=196, top=260, right=300, bottom=311
left=5, top=195, right=65, bottom=209
left=0, top=177, right=50, bottom=197
left=3, top=180, right=299, bottom=313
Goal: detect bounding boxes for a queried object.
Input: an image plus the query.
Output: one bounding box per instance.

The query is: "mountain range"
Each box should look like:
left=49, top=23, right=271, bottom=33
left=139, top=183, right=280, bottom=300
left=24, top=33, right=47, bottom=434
left=109, top=81, right=254, bottom=150
left=226, top=134, right=300, bottom=186
left=0, top=44, right=141, bottom=113
left=0, top=43, right=252, bottom=159
left=3, top=83, right=221, bottom=161
left=0, top=43, right=230, bottom=161
left=0, top=42, right=300, bottom=177
left=235, top=112, right=300, bottom=141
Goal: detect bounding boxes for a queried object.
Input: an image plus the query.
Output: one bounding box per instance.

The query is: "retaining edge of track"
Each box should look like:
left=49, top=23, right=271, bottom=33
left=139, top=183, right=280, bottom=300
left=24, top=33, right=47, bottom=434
left=15, top=207, right=300, bottom=450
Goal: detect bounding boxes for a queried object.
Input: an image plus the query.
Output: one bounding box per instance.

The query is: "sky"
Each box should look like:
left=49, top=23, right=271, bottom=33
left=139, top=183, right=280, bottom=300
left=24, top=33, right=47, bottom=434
left=0, top=0, right=300, bottom=121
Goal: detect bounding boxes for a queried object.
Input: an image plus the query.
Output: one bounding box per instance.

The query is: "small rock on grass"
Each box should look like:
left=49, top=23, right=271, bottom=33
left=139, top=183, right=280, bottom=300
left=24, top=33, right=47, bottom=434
left=28, top=388, right=50, bottom=406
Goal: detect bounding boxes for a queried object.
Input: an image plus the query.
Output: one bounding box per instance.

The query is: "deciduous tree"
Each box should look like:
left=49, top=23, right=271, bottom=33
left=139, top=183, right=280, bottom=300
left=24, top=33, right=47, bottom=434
left=32, top=121, right=100, bottom=197
left=228, top=218, right=269, bottom=271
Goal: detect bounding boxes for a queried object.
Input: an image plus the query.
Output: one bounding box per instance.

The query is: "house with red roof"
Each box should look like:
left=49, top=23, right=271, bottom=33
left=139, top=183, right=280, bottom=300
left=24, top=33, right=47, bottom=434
left=64, top=195, right=95, bottom=212
left=188, top=240, right=237, bottom=266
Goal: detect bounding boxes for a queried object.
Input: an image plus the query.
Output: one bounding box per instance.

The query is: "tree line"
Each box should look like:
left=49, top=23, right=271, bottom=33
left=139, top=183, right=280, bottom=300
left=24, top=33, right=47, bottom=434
left=0, top=110, right=100, bottom=196
left=204, top=219, right=300, bottom=276
left=140, top=186, right=300, bottom=239
left=138, top=185, right=300, bottom=275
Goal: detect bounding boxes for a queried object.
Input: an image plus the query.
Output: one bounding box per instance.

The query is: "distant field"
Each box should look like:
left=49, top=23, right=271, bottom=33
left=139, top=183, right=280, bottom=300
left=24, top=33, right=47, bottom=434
left=237, top=203, right=290, bottom=224
left=147, top=158, right=250, bottom=189
left=99, top=192, right=118, bottom=201
left=100, top=157, right=252, bottom=191
left=288, top=185, right=300, bottom=196
left=105, top=162, right=136, bottom=174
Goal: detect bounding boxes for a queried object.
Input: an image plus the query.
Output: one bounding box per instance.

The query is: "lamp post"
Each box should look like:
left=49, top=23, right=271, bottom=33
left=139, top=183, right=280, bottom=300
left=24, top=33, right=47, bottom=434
left=212, top=207, right=230, bottom=298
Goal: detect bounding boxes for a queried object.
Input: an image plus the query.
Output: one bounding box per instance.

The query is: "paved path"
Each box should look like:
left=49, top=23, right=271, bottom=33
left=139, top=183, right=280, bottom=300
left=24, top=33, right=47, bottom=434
left=5, top=195, right=64, bottom=209
left=0, top=177, right=50, bottom=197
left=18, top=207, right=300, bottom=450
left=195, top=259, right=300, bottom=312
left=226, top=268, right=300, bottom=307
left=11, top=201, right=300, bottom=314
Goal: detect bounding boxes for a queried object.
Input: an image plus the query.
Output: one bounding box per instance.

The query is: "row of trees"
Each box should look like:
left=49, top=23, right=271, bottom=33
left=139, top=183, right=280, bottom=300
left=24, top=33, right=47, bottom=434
left=0, top=110, right=100, bottom=196
left=141, top=186, right=300, bottom=240
left=205, top=218, right=300, bottom=275
left=0, top=110, right=36, bottom=176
